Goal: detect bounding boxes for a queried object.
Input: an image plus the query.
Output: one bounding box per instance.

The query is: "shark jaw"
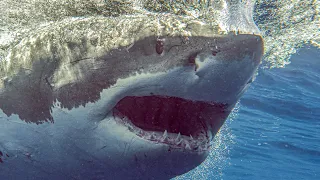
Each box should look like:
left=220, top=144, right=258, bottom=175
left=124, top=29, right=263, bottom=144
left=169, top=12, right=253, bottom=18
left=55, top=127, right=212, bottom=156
left=111, top=82, right=229, bottom=153
left=113, top=96, right=221, bottom=152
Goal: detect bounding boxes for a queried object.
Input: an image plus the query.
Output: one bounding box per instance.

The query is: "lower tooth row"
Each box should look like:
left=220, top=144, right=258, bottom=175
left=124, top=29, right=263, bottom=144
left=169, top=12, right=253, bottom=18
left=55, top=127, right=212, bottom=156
left=130, top=126, right=208, bottom=150
left=118, top=117, right=209, bottom=151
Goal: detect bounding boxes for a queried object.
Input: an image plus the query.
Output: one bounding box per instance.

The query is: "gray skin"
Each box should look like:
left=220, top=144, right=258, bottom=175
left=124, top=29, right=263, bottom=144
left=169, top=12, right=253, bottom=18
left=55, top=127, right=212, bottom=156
left=0, top=15, right=263, bottom=179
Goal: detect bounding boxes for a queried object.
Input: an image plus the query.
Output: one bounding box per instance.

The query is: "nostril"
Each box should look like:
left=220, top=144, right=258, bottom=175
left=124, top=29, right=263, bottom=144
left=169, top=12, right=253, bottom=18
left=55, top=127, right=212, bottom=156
left=211, top=45, right=221, bottom=56
left=211, top=50, right=220, bottom=56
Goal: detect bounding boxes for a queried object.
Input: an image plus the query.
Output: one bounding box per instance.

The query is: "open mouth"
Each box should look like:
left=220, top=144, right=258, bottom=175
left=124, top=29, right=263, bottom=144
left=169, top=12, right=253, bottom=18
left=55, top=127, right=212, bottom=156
left=112, top=95, right=230, bottom=152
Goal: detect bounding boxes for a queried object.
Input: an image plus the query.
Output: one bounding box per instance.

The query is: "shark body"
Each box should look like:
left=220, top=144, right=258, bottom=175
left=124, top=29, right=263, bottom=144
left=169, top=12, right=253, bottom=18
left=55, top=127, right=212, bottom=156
left=0, top=15, right=263, bottom=179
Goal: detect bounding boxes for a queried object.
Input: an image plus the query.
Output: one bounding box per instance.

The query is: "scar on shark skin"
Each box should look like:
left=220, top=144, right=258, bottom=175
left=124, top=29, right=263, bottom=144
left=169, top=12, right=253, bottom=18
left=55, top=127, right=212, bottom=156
left=156, top=38, right=165, bottom=55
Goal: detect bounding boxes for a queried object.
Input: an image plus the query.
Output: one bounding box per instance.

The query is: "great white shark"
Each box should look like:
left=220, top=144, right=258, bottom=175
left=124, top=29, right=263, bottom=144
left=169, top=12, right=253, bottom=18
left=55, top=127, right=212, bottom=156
left=0, top=7, right=264, bottom=180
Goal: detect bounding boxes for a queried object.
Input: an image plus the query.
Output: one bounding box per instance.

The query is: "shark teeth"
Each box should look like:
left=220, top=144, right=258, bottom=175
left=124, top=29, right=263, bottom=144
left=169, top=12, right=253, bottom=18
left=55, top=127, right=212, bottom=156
left=114, top=116, right=209, bottom=152
left=146, top=129, right=209, bottom=152
left=163, top=130, right=167, bottom=137
left=175, top=133, right=181, bottom=141
left=161, top=130, right=168, bottom=141
left=146, top=130, right=209, bottom=152
left=176, top=138, right=183, bottom=145
left=189, top=135, right=193, bottom=140
left=184, top=140, right=191, bottom=150
left=150, top=133, right=156, bottom=140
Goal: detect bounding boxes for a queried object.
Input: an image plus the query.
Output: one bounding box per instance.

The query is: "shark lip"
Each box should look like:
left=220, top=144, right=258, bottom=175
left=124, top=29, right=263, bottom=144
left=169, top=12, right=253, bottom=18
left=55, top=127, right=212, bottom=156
left=112, top=95, right=229, bottom=152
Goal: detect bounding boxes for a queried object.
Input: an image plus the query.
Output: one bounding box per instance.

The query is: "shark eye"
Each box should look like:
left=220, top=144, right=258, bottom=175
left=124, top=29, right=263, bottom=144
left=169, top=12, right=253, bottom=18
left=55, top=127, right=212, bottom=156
left=156, top=39, right=165, bottom=55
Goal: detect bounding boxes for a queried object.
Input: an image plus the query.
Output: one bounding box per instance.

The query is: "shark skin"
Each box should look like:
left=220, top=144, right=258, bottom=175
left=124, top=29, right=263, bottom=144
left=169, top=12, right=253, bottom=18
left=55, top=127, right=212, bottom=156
left=0, top=16, right=264, bottom=180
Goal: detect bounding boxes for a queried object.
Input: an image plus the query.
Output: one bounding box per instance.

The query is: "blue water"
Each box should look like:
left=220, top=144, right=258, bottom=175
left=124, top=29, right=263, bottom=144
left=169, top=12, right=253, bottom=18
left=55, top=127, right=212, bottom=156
left=221, top=46, right=320, bottom=179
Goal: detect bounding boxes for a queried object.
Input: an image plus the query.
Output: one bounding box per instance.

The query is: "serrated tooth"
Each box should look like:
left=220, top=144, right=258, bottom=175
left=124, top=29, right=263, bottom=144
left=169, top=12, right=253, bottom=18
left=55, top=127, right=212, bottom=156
left=185, top=142, right=191, bottom=150
left=163, top=130, right=167, bottom=137
left=189, top=135, right=193, bottom=140
left=127, top=125, right=133, bottom=132
left=175, top=133, right=181, bottom=141
left=161, top=130, right=168, bottom=141
left=150, top=133, right=156, bottom=140
left=176, top=139, right=183, bottom=145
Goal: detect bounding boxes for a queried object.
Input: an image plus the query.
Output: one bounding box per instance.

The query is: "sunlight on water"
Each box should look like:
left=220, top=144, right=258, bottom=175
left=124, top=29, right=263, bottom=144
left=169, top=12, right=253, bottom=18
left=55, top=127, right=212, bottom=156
left=254, top=0, right=319, bottom=68
left=0, top=0, right=318, bottom=68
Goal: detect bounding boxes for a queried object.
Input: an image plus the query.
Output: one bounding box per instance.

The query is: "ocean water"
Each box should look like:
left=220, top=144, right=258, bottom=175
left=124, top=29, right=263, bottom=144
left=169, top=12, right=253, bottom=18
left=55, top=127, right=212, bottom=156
left=223, top=46, right=320, bottom=179
left=175, top=46, right=320, bottom=180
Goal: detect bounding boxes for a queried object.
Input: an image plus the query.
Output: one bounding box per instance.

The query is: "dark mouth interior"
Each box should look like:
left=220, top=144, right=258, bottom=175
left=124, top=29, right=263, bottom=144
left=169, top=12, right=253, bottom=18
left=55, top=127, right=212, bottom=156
left=113, top=96, right=229, bottom=139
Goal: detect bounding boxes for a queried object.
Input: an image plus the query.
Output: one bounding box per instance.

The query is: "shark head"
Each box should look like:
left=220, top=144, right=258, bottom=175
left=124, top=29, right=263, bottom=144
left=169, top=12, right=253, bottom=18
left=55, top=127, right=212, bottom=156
left=0, top=16, right=263, bottom=179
